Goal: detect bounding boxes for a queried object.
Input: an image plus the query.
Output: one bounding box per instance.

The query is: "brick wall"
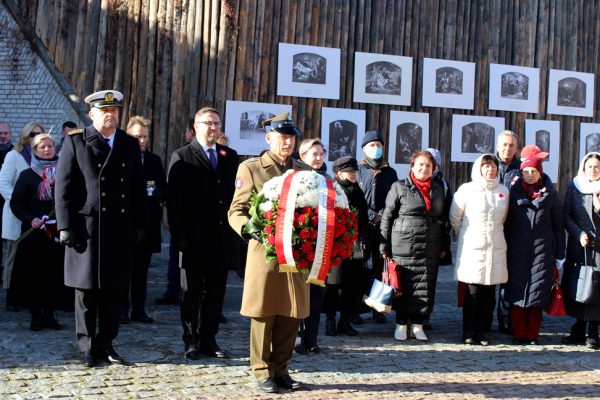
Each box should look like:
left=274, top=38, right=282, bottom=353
left=0, top=2, right=83, bottom=143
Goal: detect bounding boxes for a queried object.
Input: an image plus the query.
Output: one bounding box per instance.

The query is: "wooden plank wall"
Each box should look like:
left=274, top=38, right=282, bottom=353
left=8, top=0, right=600, bottom=191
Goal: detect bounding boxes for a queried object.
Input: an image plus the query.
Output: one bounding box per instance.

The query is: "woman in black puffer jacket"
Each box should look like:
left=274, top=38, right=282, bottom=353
left=380, top=150, right=450, bottom=342
left=504, top=145, right=565, bottom=345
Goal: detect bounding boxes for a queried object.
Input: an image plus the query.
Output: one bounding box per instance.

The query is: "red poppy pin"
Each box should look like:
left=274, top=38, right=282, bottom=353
left=219, top=149, right=227, bottom=157
left=498, top=193, right=505, bottom=199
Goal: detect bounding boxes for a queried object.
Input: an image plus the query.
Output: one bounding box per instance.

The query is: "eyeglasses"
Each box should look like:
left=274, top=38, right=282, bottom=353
left=29, top=131, right=44, bottom=137
left=196, top=121, right=222, bottom=128
left=0, top=131, right=10, bottom=135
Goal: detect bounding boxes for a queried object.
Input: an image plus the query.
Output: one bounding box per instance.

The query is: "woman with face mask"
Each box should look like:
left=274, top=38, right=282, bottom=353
left=380, top=150, right=450, bottom=342
left=357, top=131, right=398, bottom=325
left=450, top=154, right=509, bottom=346
left=561, top=152, right=600, bottom=350
left=504, top=145, right=565, bottom=345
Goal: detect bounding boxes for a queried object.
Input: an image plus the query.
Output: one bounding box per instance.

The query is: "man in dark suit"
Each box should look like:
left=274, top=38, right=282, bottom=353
left=55, top=90, right=146, bottom=367
left=167, top=106, right=238, bottom=360
left=118, top=116, right=166, bottom=324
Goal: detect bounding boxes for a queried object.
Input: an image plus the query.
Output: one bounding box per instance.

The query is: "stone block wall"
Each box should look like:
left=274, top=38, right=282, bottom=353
left=0, top=2, right=83, bottom=142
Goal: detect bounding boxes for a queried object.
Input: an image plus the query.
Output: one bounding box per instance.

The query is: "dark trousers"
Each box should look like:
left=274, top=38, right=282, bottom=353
left=324, top=260, right=363, bottom=317
left=120, top=247, right=152, bottom=315
left=299, top=285, right=325, bottom=347
left=180, top=263, right=228, bottom=345
left=463, top=283, right=496, bottom=337
left=571, top=319, right=599, bottom=339
left=511, top=305, right=543, bottom=340
left=75, top=288, right=120, bottom=353
left=165, top=239, right=181, bottom=297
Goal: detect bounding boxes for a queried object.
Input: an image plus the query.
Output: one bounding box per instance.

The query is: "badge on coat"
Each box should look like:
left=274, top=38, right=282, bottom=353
left=235, top=178, right=243, bottom=189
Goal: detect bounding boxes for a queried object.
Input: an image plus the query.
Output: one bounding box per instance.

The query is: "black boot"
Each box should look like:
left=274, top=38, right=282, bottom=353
left=562, top=320, right=586, bottom=344
left=30, top=311, right=44, bottom=331
left=337, top=315, right=358, bottom=336
left=325, top=317, right=337, bottom=336
left=43, top=310, right=63, bottom=330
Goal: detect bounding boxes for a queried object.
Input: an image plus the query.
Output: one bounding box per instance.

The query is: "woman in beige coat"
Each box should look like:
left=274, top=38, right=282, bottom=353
left=450, top=154, right=509, bottom=346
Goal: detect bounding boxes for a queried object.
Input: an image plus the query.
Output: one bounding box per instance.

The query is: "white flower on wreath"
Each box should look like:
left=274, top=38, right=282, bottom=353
left=257, top=170, right=349, bottom=210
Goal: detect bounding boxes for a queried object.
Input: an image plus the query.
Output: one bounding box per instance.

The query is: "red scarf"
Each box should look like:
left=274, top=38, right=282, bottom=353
left=410, top=172, right=431, bottom=211
left=521, top=179, right=545, bottom=200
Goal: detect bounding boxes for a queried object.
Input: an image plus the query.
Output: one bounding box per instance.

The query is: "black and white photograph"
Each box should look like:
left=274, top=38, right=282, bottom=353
left=525, top=119, right=560, bottom=182
left=225, top=100, right=292, bottom=155
left=489, top=64, right=539, bottom=113
left=580, top=123, right=600, bottom=160
left=321, top=107, right=366, bottom=170
left=557, top=77, right=586, bottom=108
left=501, top=72, right=528, bottom=99
left=354, top=52, right=413, bottom=105
left=365, top=62, right=401, bottom=95
left=435, top=67, right=463, bottom=94
left=451, top=115, right=505, bottom=162
left=277, top=43, right=341, bottom=99
left=395, top=123, right=422, bottom=164
left=327, top=120, right=357, bottom=161
left=548, top=69, right=594, bottom=117
left=422, top=58, right=475, bottom=110
left=292, top=52, right=326, bottom=84
left=388, top=111, right=429, bottom=179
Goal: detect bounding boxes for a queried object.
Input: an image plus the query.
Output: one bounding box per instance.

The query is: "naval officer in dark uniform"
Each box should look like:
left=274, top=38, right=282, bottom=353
left=55, top=90, right=146, bottom=367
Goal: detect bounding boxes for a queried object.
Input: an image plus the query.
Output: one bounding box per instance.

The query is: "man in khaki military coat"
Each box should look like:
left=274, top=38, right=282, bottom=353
left=228, top=113, right=310, bottom=394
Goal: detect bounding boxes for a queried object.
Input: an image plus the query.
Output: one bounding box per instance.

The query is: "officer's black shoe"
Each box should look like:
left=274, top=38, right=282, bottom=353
left=105, top=347, right=127, bottom=365
left=257, top=377, right=278, bottom=393
left=80, top=351, right=95, bottom=367
left=131, top=312, right=154, bottom=323
left=274, top=374, right=304, bottom=391
left=199, top=339, right=229, bottom=358
left=184, top=344, right=201, bottom=360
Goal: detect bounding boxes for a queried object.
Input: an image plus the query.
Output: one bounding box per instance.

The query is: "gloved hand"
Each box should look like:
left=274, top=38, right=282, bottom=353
left=59, top=229, right=79, bottom=248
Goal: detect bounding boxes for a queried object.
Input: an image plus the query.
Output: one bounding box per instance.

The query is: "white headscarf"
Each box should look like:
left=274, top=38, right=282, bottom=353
left=573, top=152, right=600, bottom=194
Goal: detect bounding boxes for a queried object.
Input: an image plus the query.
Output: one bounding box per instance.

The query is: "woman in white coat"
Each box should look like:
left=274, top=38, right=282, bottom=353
left=450, top=154, right=509, bottom=346
left=0, top=122, right=44, bottom=310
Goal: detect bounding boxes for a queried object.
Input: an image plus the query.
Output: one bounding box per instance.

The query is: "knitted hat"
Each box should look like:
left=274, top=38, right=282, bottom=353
left=520, top=145, right=548, bottom=174
left=361, top=130, right=384, bottom=147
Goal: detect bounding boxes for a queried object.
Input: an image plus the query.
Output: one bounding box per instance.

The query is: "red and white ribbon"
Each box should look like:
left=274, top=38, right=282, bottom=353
left=306, top=174, right=336, bottom=286
left=274, top=171, right=302, bottom=271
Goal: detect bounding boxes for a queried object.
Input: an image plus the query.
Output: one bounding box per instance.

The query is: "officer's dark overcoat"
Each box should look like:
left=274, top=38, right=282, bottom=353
left=55, top=125, right=146, bottom=289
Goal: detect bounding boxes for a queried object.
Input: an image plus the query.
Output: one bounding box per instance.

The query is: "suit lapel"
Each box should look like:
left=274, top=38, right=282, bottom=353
left=191, top=140, right=215, bottom=173
left=84, top=126, right=110, bottom=162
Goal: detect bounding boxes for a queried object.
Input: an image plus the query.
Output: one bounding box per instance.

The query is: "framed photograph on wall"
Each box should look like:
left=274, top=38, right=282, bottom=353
left=451, top=115, right=505, bottom=162
left=277, top=43, right=341, bottom=100
left=320, top=107, right=366, bottom=171
left=580, top=123, right=600, bottom=161
left=489, top=63, right=540, bottom=113
left=422, top=58, right=476, bottom=110
left=353, top=52, right=413, bottom=105
left=548, top=69, right=595, bottom=117
left=388, top=111, right=429, bottom=179
left=225, top=100, right=293, bottom=156
left=524, top=119, right=560, bottom=182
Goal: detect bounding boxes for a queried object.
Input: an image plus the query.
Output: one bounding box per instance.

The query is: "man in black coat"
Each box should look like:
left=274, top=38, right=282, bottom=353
left=55, top=90, right=147, bottom=367
left=167, top=106, right=238, bottom=360
left=118, top=116, right=166, bottom=324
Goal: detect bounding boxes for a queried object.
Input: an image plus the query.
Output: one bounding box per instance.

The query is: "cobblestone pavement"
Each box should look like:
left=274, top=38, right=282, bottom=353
left=1, top=252, right=599, bottom=399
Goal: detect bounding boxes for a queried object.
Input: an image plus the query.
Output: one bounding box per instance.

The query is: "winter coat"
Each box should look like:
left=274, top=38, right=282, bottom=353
left=380, top=175, right=450, bottom=316
left=561, top=152, right=600, bottom=321
left=498, top=155, right=521, bottom=188
left=55, top=126, right=147, bottom=290
left=357, top=159, right=398, bottom=221
left=450, top=155, right=509, bottom=285
left=0, top=150, right=30, bottom=240
left=228, top=151, right=311, bottom=319
left=504, top=174, right=565, bottom=308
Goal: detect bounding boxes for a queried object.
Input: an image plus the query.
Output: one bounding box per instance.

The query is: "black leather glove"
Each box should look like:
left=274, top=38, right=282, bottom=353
left=59, top=229, right=79, bottom=248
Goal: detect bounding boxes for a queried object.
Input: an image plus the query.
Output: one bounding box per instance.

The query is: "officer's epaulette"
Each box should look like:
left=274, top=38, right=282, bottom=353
left=241, top=157, right=260, bottom=165
left=67, top=128, right=84, bottom=136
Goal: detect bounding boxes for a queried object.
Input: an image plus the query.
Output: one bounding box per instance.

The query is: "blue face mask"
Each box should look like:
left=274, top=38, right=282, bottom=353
left=364, top=146, right=383, bottom=160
